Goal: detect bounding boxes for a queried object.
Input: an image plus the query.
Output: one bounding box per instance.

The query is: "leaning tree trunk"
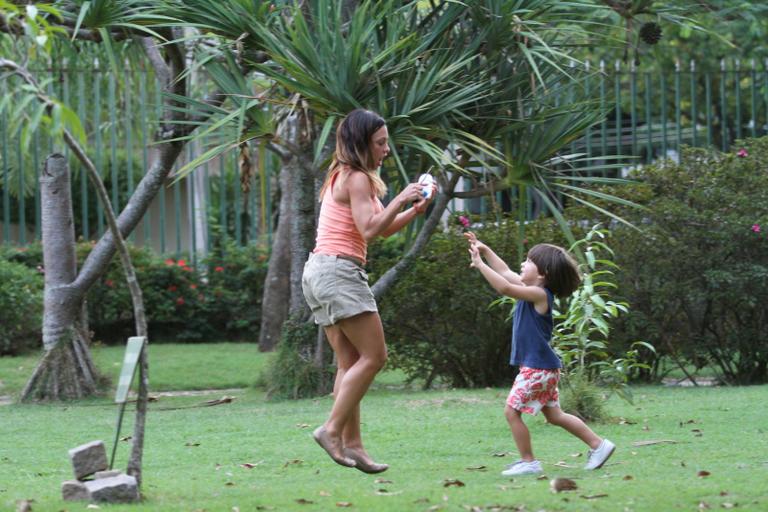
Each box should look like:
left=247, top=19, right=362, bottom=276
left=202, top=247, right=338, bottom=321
left=21, top=155, right=99, bottom=401
left=285, top=111, right=316, bottom=319
left=258, top=164, right=292, bottom=351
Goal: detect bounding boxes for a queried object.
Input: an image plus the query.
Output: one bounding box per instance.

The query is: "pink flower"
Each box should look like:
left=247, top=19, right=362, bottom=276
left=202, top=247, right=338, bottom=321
left=105, top=279, right=114, bottom=288
left=458, top=215, right=470, bottom=228
left=214, top=266, right=224, bottom=273
left=176, top=297, right=185, bottom=306
left=752, top=224, right=761, bottom=233
left=177, top=259, right=187, bottom=267
left=165, top=258, right=175, bottom=266
left=189, top=283, right=197, bottom=290
left=168, top=285, right=178, bottom=292
left=182, top=266, right=193, bottom=272
left=737, top=148, right=748, bottom=158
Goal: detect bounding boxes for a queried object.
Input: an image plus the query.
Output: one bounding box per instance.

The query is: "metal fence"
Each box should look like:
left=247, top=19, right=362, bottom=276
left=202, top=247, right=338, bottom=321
left=2, top=58, right=768, bottom=255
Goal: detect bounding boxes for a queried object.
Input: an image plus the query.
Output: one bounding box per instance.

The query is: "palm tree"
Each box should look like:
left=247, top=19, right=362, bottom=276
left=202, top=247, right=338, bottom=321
left=162, top=0, right=640, bottom=350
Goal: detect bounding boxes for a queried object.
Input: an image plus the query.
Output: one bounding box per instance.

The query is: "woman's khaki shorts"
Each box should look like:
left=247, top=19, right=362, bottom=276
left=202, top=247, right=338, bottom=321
left=302, top=253, right=378, bottom=326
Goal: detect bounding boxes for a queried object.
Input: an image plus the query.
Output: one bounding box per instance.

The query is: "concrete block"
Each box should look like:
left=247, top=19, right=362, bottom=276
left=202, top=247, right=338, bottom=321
left=94, top=470, right=122, bottom=479
left=85, top=474, right=139, bottom=503
left=68, top=440, right=108, bottom=480
left=61, top=480, right=89, bottom=501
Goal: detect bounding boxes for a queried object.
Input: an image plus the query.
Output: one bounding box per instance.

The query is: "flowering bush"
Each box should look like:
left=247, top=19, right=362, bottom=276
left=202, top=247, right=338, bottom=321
left=1, top=241, right=268, bottom=348
left=577, top=137, right=768, bottom=384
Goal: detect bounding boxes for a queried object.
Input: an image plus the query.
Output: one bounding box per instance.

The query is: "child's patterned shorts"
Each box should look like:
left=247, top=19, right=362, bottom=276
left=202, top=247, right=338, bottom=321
left=506, top=367, right=561, bottom=415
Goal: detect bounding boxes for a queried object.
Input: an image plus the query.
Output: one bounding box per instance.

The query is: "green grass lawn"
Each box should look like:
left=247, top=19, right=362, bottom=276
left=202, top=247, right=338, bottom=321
left=2, top=345, right=767, bottom=511
left=0, top=343, right=273, bottom=400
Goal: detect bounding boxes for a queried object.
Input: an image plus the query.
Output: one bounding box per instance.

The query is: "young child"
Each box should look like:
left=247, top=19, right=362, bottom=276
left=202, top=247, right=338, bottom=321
left=465, top=232, right=615, bottom=476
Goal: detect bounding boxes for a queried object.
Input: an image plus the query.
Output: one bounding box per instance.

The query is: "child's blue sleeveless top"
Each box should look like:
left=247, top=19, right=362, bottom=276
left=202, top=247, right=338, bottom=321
left=510, top=287, right=562, bottom=369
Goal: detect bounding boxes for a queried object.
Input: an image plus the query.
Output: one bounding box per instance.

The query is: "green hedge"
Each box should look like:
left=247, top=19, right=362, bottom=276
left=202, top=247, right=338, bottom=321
left=0, top=258, right=43, bottom=355
left=604, top=139, right=768, bottom=384
left=0, top=241, right=268, bottom=351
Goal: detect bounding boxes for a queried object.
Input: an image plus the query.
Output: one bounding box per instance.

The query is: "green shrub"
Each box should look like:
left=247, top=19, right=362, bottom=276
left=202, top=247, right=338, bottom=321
left=602, top=139, right=768, bottom=384
left=1, top=241, right=268, bottom=344
left=0, top=258, right=43, bottom=355
left=558, top=370, right=606, bottom=422
left=265, top=317, right=333, bottom=400
left=561, top=138, right=768, bottom=383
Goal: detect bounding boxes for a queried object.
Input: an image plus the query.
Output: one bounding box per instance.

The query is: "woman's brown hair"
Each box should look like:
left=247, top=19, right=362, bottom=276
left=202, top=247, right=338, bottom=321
left=319, top=109, right=388, bottom=200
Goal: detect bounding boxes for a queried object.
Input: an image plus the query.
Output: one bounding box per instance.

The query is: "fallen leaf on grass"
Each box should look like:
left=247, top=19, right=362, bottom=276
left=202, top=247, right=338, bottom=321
left=465, top=465, right=487, bottom=471
left=185, top=442, right=200, bottom=447
left=374, top=478, right=392, bottom=484
left=580, top=493, right=608, bottom=499
left=319, top=491, right=331, bottom=497
left=336, top=502, right=352, bottom=508
left=86, top=505, right=100, bottom=510
left=536, top=475, right=549, bottom=481
left=570, top=452, right=582, bottom=458
left=283, top=459, right=304, bottom=467
left=225, top=482, right=235, bottom=486
left=295, top=498, right=314, bottom=505
left=550, top=478, right=578, bottom=492
left=255, top=506, right=274, bottom=511
left=720, top=491, right=730, bottom=496
left=553, top=461, right=577, bottom=468
left=15, top=500, right=34, bottom=512
left=697, top=470, right=711, bottom=478
left=631, top=440, right=678, bottom=447
left=203, top=396, right=235, bottom=406
left=698, top=502, right=711, bottom=510
left=375, top=488, right=403, bottom=496
left=492, top=451, right=513, bottom=457
left=120, top=436, right=132, bottom=442
left=623, top=475, right=634, bottom=480
left=721, top=502, right=736, bottom=509
left=240, top=462, right=263, bottom=469
left=443, top=479, right=465, bottom=487
left=618, top=417, right=637, bottom=425
left=692, top=429, right=703, bottom=437
left=680, top=419, right=697, bottom=427
left=296, top=423, right=310, bottom=429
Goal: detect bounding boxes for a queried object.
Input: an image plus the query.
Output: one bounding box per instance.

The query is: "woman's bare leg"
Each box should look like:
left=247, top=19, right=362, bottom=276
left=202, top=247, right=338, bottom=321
left=317, top=312, right=387, bottom=463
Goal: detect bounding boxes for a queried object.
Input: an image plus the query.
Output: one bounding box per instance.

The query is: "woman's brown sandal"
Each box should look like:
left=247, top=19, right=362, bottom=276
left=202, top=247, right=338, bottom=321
left=343, top=449, right=389, bottom=474
left=312, top=427, right=356, bottom=468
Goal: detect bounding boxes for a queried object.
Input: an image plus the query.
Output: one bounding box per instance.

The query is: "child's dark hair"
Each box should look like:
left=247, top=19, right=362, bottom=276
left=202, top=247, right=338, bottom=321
left=526, top=243, right=581, bottom=299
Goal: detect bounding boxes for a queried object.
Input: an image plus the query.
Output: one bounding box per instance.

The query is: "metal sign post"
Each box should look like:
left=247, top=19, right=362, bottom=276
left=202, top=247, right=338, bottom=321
left=110, top=336, right=145, bottom=469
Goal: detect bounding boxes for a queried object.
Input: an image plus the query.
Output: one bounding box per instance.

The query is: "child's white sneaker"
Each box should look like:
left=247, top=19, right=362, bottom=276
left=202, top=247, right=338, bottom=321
left=501, top=459, right=543, bottom=476
left=584, top=439, right=616, bottom=470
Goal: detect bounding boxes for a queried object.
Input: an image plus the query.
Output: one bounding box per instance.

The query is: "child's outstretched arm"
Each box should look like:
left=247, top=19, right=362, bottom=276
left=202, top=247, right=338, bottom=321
left=464, top=232, right=523, bottom=286
left=469, top=244, right=546, bottom=303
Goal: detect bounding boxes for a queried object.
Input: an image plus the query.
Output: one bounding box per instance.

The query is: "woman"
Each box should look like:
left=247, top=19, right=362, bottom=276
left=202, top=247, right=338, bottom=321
left=302, top=109, right=435, bottom=473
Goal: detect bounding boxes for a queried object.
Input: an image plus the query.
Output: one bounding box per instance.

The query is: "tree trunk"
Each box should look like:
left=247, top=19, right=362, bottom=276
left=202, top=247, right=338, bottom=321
left=283, top=111, right=316, bottom=319
left=258, top=164, right=292, bottom=351
left=21, top=154, right=99, bottom=402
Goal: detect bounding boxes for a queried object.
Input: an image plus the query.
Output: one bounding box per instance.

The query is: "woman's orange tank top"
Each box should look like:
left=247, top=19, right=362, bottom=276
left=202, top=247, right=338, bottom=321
left=313, top=173, right=383, bottom=264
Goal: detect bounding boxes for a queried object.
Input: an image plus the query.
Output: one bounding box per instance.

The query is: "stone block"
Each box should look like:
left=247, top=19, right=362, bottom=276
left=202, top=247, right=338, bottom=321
left=94, top=470, right=121, bottom=479
left=61, top=480, right=89, bottom=501
left=68, top=440, right=108, bottom=480
left=85, top=474, right=139, bottom=503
